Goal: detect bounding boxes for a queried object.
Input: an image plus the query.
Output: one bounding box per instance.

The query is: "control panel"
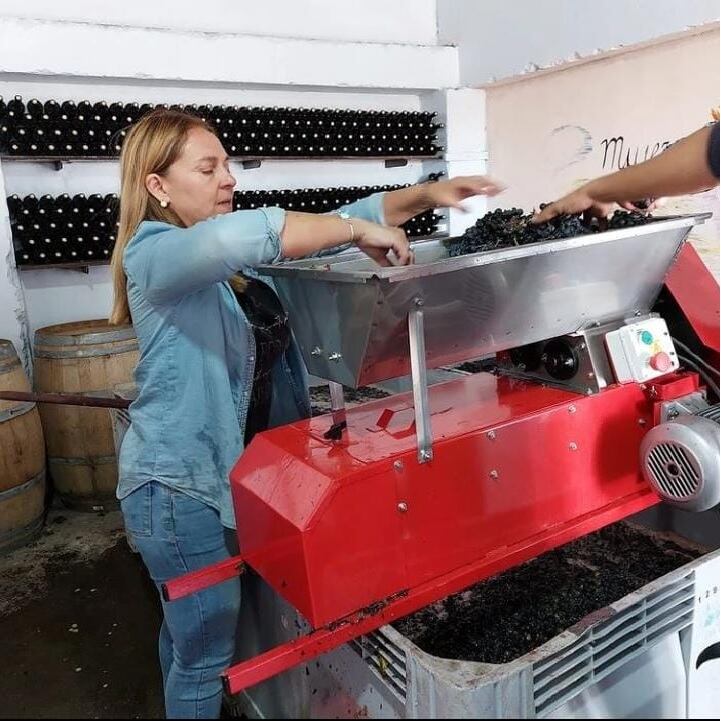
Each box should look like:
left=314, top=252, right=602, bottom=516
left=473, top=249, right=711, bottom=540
left=605, top=317, right=679, bottom=383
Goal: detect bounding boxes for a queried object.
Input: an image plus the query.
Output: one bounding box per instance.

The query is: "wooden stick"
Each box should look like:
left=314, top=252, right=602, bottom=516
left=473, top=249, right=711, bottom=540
left=0, top=390, right=130, bottom=409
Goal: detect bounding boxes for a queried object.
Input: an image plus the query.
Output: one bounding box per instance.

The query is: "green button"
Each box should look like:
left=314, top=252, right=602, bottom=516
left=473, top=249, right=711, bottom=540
left=640, top=330, right=654, bottom=345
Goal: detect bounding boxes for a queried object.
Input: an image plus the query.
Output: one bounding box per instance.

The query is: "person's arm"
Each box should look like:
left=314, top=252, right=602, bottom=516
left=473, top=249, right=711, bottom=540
left=383, top=176, right=504, bottom=226
left=308, top=177, right=504, bottom=261
left=124, top=207, right=410, bottom=305
left=305, top=191, right=388, bottom=258
left=535, top=124, right=719, bottom=222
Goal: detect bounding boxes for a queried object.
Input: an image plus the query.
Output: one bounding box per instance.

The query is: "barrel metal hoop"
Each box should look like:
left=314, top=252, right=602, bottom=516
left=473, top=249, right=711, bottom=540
left=0, top=401, right=36, bottom=423
left=0, top=469, right=46, bottom=502
left=0, top=357, right=21, bottom=372
left=34, top=340, right=139, bottom=359
left=0, top=341, right=18, bottom=359
left=35, top=327, right=136, bottom=346
left=48, top=455, right=116, bottom=467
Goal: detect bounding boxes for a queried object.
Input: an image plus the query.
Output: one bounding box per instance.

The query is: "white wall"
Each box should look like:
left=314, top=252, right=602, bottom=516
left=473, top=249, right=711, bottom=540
left=0, top=167, right=30, bottom=367
left=0, top=0, right=438, bottom=45
left=437, top=0, right=720, bottom=84
left=485, top=27, right=720, bottom=277
left=0, top=17, right=457, bottom=90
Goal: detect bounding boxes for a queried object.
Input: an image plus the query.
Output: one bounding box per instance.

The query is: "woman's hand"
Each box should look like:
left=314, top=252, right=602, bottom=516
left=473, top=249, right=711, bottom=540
left=352, top=219, right=413, bottom=267
left=425, top=175, right=505, bottom=211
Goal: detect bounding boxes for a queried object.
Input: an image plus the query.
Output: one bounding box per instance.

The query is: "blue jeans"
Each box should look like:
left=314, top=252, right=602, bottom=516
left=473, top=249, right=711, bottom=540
left=121, top=482, right=241, bottom=719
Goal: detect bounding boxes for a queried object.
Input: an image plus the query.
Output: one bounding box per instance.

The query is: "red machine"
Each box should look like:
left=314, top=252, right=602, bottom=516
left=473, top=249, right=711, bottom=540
left=163, top=216, right=720, bottom=696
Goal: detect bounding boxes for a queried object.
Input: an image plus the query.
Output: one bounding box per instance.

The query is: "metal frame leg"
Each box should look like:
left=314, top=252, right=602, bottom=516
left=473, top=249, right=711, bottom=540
left=409, top=300, right=433, bottom=463
left=323, top=381, right=347, bottom=441
left=328, top=381, right=346, bottom=427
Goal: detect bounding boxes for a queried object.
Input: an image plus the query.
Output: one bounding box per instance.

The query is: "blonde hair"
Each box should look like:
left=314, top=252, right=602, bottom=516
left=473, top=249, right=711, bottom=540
left=109, top=109, right=246, bottom=325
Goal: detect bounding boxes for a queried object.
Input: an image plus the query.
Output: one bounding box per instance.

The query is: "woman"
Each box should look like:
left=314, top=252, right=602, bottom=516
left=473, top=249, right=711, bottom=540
left=110, top=108, right=501, bottom=719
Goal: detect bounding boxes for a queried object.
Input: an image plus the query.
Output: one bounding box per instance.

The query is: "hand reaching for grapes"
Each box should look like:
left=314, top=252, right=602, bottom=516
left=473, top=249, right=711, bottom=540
left=352, top=219, right=413, bottom=267
left=532, top=187, right=658, bottom=224
left=532, top=185, right=613, bottom=224
left=426, top=176, right=505, bottom=211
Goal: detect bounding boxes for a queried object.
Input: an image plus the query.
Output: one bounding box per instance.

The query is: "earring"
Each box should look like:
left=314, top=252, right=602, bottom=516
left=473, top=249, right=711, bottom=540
left=160, top=199, right=169, bottom=208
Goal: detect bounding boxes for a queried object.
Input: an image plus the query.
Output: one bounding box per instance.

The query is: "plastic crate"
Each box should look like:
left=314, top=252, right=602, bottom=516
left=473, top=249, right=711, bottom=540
left=232, top=507, right=720, bottom=719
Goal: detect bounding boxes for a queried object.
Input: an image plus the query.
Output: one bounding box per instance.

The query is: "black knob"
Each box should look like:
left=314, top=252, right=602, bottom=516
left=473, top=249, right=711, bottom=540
left=541, top=339, right=579, bottom=380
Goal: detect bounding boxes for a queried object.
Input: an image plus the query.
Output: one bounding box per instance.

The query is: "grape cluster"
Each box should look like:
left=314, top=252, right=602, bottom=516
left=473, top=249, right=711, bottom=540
left=446, top=206, right=585, bottom=257
left=446, top=208, right=527, bottom=257
left=607, top=209, right=650, bottom=229
left=524, top=205, right=587, bottom=243
left=446, top=205, right=652, bottom=258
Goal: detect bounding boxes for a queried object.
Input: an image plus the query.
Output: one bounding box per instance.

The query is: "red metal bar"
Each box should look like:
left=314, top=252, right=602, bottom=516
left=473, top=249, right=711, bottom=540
left=0, top=390, right=130, bottom=409
left=222, top=490, right=657, bottom=695
left=162, top=555, right=245, bottom=602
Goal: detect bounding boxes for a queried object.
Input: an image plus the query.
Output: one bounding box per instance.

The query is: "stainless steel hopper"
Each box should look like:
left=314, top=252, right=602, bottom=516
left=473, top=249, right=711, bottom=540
left=259, top=213, right=710, bottom=460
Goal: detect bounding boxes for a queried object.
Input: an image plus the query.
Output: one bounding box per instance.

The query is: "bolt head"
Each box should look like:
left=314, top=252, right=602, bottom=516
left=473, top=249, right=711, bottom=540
left=397, top=502, right=408, bottom=513
left=487, top=430, right=496, bottom=440
left=489, top=470, right=499, bottom=479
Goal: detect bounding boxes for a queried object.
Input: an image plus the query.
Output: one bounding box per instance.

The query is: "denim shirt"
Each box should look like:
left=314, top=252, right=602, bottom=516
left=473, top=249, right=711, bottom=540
left=117, top=192, right=386, bottom=528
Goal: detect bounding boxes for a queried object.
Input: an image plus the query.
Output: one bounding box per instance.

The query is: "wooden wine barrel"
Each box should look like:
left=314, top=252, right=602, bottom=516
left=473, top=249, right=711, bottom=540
left=34, top=320, right=138, bottom=511
left=0, top=340, right=46, bottom=553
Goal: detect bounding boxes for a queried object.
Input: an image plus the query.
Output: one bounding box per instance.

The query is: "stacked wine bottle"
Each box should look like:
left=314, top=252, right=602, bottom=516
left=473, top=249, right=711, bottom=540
left=8, top=193, right=118, bottom=265
left=9, top=184, right=442, bottom=267
left=0, top=95, right=444, bottom=158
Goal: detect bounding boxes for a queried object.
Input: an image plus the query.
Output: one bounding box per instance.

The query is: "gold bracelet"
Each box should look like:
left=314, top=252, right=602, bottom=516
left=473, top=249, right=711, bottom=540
left=338, top=212, right=355, bottom=244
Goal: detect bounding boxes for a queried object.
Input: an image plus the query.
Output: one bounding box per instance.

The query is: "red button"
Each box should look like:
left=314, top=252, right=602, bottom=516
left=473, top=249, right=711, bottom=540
left=650, top=352, right=672, bottom=372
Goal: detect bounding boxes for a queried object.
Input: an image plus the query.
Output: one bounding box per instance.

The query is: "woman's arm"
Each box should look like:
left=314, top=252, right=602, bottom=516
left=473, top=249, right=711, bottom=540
left=125, top=207, right=410, bottom=305
left=282, top=212, right=409, bottom=267
left=382, top=176, right=504, bottom=226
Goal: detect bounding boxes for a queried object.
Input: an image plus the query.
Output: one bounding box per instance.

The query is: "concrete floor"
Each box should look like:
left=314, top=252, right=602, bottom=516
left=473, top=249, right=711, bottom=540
left=0, top=504, right=165, bottom=719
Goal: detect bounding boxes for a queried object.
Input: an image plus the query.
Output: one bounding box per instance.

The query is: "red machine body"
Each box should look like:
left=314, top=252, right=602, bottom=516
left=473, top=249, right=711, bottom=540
left=664, top=242, right=720, bottom=361
left=231, top=373, right=674, bottom=629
